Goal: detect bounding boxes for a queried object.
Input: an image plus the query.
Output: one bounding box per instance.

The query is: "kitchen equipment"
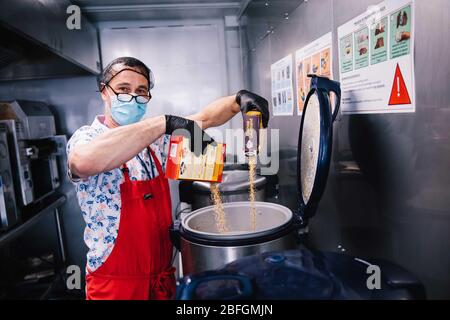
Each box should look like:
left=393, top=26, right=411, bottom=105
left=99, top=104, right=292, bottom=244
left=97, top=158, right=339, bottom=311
left=176, top=75, right=425, bottom=299
left=0, top=101, right=66, bottom=229
left=177, top=248, right=426, bottom=300
left=171, top=201, right=299, bottom=275
left=0, top=126, right=19, bottom=229
left=190, top=170, right=267, bottom=210
left=171, top=75, right=340, bottom=276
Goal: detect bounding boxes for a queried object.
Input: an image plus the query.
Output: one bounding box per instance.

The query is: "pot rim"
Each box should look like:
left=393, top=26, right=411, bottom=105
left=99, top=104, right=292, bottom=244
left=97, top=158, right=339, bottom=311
left=181, top=201, right=293, bottom=241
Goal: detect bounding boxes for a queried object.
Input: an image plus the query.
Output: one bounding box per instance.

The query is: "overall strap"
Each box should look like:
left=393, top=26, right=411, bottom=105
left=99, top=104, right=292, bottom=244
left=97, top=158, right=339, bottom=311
left=121, top=163, right=131, bottom=182
left=147, top=147, right=164, bottom=177
left=120, top=147, right=163, bottom=181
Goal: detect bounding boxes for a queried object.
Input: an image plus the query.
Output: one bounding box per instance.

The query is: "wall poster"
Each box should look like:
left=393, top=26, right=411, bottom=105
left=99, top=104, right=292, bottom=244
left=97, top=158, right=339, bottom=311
left=337, top=0, right=415, bottom=114
left=295, top=32, right=333, bottom=115
left=271, top=54, right=294, bottom=116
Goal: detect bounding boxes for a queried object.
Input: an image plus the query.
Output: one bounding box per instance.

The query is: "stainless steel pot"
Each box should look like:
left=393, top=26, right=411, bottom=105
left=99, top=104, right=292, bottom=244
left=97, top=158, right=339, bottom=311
left=191, top=170, right=266, bottom=210
left=171, top=201, right=299, bottom=276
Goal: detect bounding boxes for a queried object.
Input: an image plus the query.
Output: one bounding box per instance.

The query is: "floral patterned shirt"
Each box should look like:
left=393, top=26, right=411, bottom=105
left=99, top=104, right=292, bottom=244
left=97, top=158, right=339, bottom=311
left=66, top=115, right=170, bottom=272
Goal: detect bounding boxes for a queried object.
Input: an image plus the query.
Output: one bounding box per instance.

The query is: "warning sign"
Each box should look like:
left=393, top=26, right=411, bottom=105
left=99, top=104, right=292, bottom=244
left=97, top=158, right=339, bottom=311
left=337, top=0, right=415, bottom=114
left=389, top=64, right=411, bottom=105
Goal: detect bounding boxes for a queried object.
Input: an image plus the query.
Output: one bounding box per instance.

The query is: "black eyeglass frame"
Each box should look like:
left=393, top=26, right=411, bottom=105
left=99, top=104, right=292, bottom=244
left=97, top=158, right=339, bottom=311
left=102, top=83, right=152, bottom=104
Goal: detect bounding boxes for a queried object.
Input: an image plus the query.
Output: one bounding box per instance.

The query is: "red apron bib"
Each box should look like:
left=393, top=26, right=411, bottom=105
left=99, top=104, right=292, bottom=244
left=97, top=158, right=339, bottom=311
left=85, top=147, right=176, bottom=300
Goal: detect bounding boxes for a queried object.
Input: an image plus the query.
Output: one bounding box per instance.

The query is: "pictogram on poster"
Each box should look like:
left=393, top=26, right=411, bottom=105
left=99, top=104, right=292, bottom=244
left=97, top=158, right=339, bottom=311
left=389, top=63, right=411, bottom=105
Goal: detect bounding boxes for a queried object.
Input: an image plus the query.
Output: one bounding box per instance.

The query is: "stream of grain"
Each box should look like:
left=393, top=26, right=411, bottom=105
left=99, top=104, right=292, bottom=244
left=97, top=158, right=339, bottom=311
left=210, top=183, right=228, bottom=233
left=248, top=155, right=257, bottom=232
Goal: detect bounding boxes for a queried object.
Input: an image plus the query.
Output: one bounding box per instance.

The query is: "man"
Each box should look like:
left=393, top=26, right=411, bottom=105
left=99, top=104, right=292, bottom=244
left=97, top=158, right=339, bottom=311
left=67, top=57, right=269, bottom=300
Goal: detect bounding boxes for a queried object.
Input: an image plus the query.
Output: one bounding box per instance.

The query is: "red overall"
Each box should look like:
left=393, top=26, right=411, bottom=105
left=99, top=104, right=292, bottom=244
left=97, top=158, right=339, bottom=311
left=85, top=147, right=176, bottom=300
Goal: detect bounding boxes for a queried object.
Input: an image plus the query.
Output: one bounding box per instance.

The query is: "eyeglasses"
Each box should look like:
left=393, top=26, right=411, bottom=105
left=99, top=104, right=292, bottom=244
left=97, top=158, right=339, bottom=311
left=104, top=83, right=152, bottom=104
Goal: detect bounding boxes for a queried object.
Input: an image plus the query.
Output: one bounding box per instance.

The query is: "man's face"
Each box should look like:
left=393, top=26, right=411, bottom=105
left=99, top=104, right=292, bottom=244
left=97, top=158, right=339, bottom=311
left=101, top=66, right=150, bottom=109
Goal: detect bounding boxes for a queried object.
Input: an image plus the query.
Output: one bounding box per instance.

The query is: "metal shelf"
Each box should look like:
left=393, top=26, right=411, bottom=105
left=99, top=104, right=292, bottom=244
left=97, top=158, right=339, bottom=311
left=0, top=195, right=66, bottom=248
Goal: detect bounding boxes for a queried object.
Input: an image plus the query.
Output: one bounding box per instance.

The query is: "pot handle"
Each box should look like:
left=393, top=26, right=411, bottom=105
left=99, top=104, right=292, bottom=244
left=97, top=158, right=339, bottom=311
left=309, top=74, right=341, bottom=122
left=177, top=272, right=253, bottom=300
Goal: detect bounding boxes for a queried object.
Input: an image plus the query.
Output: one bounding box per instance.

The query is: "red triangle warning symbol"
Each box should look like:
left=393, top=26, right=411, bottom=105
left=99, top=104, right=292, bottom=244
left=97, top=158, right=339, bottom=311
left=389, top=64, right=411, bottom=105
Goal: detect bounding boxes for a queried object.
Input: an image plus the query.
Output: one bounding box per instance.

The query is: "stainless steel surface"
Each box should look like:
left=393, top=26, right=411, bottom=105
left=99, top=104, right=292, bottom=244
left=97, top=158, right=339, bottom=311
left=54, top=208, right=67, bottom=264
left=239, top=0, right=305, bottom=56
left=0, top=176, right=6, bottom=228
left=15, top=101, right=56, bottom=138
left=47, top=135, right=69, bottom=158
left=0, top=127, right=18, bottom=222
left=0, top=120, right=34, bottom=206
left=27, top=143, right=61, bottom=201
left=0, top=196, right=66, bottom=247
left=0, top=101, right=63, bottom=207
left=75, top=0, right=241, bottom=21
left=301, top=94, right=320, bottom=204
left=183, top=201, right=292, bottom=239
left=179, top=201, right=297, bottom=275
left=0, top=0, right=100, bottom=79
left=0, top=101, right=56, bottom=139
left=180, top=231, right=298, bottom=275
left=241, top=0, right=450, bottom=298
left=0, top=127, right=19, bottom=230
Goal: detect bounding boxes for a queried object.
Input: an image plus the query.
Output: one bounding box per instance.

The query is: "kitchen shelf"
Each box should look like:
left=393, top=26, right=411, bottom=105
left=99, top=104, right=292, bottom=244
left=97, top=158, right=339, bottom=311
left=0, top=195, right=66, bottom=248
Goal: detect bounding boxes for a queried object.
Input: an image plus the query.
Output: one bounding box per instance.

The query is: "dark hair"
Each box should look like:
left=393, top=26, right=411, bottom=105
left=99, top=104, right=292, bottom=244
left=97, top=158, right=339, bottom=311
left=98, top=56, right=154, bottom=91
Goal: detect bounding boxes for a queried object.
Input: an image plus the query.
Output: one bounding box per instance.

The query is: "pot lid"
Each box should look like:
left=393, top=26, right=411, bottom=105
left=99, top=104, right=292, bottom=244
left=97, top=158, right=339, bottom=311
left=297, top=75, right=341, bottom=222
left=192, top=170, right=266, bottom=193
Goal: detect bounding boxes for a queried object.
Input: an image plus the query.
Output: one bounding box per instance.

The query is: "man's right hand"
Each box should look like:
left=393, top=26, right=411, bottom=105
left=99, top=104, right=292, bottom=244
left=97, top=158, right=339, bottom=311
left=165, top=115, right=216, bottom=156
left=236, top=90, right=269, bottom=128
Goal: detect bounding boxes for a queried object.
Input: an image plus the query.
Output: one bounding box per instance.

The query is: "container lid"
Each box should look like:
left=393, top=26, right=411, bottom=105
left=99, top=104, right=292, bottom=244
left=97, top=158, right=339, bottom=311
left=192, top=170, right=266, bottom=193
left=297, top=75, right=340, bottom=222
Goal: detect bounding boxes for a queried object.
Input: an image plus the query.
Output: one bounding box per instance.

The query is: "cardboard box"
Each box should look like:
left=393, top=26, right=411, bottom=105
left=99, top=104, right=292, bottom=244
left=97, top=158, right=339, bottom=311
left=165, top=136, right=225, bottom=182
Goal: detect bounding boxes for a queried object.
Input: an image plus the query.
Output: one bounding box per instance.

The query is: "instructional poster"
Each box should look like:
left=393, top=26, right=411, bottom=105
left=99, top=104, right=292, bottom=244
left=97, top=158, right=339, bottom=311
left=271, top=54, right=294, bottom=116
left=337, top=0, right=415, bottom=114
left=295, top=33, right=333, bottom=115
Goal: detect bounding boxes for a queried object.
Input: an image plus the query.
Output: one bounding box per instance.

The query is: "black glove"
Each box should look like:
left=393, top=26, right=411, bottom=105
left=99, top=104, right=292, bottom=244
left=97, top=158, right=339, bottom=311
left=165, top=115, right=216, bottom=156
left=236, top=90, right=270, bottom=128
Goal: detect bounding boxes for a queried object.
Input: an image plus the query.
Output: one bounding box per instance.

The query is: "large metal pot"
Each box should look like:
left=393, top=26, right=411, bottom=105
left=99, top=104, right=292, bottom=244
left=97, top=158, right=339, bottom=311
left=171, top=201, right=299, bottom=276
left=191, top=170, right=266, bottom=210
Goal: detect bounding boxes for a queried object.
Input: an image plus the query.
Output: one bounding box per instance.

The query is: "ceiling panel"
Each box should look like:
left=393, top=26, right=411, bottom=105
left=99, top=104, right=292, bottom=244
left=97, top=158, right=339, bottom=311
left=72, top=0, right=243, bottom=21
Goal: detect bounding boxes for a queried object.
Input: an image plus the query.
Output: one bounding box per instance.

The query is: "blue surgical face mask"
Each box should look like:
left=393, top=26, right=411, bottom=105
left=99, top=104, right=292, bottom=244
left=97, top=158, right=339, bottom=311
left=110, top=95, right=147, bottom=126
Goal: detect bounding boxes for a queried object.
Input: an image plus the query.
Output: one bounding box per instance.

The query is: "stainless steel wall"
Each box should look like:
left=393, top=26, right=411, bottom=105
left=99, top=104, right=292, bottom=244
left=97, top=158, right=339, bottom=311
left=241, top=0, right=450, bottom=298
